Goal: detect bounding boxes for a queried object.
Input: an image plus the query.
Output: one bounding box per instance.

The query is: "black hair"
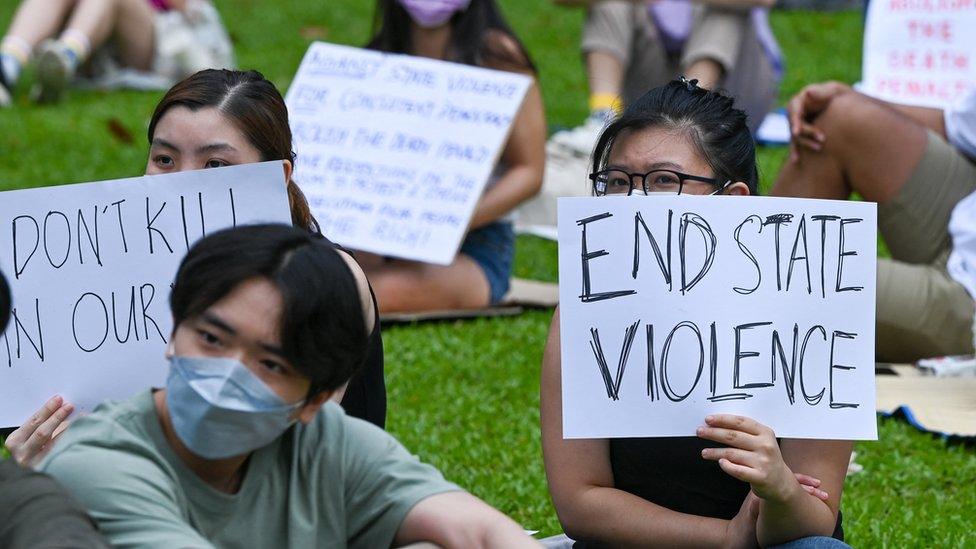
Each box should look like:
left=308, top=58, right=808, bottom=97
left=0, top=271, right=9, bottom=334
left=170, top=224, right=368, bottom=395
left=592, top=78, right=759, bottom=195
left=368, top=0, right=536, bottom=74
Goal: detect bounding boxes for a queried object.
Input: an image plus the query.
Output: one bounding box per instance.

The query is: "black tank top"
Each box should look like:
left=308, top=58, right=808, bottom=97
left=570, top=437, right=844, bottom=547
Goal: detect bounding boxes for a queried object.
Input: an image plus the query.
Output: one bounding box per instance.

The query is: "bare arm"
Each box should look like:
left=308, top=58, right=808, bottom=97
left=541, top=309, right=753, bottom=548
left=755, top=439, right=851, bottom=546
left=469, top=77, right=546, bottom=230
left=394, top=492, right=540, bottom=548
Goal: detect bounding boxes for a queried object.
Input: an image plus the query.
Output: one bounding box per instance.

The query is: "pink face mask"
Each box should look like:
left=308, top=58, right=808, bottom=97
left=398, top=0, right=472, bottom=29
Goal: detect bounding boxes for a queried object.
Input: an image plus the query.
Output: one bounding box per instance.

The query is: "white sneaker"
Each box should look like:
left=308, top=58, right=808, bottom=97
left=549, top=110, right=614, bottom=158
left=33, top=40, right=75, bottom=104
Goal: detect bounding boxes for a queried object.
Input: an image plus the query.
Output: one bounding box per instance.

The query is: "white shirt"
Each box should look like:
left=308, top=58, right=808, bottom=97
left=944, top=88, right=976, bottom=299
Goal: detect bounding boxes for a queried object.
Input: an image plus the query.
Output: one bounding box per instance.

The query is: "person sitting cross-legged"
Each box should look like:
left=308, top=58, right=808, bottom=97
left=39, top=223, right=539, bottom=549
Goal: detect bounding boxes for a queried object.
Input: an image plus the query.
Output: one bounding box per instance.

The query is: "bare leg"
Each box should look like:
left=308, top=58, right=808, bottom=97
left=770, top=91, right=929, bottom=204
left=61, top=0, right=155, bottom=70
left=364, top=255, right=491, bottom=313
left=586, top=50, right=625, bottom=98
left=683, top=58, right=722, bottom=90
left=4, top=0, right=77, bottom=49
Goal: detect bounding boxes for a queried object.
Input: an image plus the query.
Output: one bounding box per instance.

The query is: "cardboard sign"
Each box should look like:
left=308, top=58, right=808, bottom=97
left=862, top=0, right=976, bottom=108
left=557, top=196, right=878, bottom=440
left=0, top=162, right=292, bottom=427
left=285, top=42, right=531, bottom=265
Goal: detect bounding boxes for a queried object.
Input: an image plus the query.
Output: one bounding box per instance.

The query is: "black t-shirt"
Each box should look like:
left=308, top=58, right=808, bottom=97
left=0, top=459, right=109, bottom=549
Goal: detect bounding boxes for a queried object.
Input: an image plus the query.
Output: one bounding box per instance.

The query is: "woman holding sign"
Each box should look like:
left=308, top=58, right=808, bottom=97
left=540, top=79, right=852, bottom=548
left=5, top=69, right=387, bottom=466
left=359, top=0, right=546, bottom=312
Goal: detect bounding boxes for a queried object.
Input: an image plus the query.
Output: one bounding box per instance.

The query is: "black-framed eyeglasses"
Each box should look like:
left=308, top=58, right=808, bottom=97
left=589, top=168, right=730, bottom=196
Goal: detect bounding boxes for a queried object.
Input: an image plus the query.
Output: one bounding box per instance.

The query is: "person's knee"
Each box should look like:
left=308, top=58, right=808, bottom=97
left=812, top=91, right=873, bottom=143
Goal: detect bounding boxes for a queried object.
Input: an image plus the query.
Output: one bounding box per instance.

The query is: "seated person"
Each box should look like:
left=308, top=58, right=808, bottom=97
left=0, top=272, right=109, bottom=548
left=541, top=79, right=852, bottom=548
left=360, top=0, right=546, bottom=313
left=5, top=69, right=388, bottom=468
left=0, top=0, right=232, bottom=106
left=771, top=81, right=976, bottom=363
left=550, top=0, right=782, bottom=154
left=39, top=224, right=538, bottom=548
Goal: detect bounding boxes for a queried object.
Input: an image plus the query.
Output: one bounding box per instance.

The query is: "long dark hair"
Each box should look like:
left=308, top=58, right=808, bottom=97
left=367, top=0, right=536, bottom=73
left=171, top=224, right=368, bottom=395
left=148, top=69, right=320, bottom=233
left=593, top=79, right=759, bottom=194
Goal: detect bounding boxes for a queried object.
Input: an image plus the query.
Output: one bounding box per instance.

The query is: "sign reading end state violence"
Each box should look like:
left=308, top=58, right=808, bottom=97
left=285, top=41, right=531, bottom=265
left=557, top=196, right=878, bottom=440
left=0, top=162, right=292, bottom=427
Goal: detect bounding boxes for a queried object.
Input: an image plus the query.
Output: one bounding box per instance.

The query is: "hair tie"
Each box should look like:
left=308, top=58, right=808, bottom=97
left=679, top=75, right=699, bottom=91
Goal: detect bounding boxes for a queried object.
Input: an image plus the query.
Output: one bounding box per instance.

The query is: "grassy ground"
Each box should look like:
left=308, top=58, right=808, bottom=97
left=1, top=1, right=974, bottom=545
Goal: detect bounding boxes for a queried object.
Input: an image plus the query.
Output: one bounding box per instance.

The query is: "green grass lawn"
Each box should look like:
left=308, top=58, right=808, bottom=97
left=1, top=1, right=974, bottom=545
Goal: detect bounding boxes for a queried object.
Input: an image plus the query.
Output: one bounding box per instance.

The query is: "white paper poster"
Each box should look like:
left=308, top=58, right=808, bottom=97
left=0, top=162, right=292, bottom=426
left=557, top=196, right=878, bottom=440
left=862, top=0, right=976, bottom=108
left=285, top=41, right=531, bottom=265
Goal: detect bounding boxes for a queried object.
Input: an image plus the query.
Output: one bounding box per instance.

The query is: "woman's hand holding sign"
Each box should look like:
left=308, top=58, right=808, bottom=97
left=698, top=414, right=797, bottom=502
left=4, top=394, right=74, bottom=468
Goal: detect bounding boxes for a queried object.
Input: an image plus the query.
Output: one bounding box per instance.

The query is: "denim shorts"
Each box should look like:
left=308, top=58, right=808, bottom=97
left=459, top=221, right=515, bottom=305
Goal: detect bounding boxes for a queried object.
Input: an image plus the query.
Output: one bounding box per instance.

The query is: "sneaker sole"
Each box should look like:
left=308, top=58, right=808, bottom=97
left=34, top=45, right=71, bottom=104
left=0, top=83, right=11, bottom=107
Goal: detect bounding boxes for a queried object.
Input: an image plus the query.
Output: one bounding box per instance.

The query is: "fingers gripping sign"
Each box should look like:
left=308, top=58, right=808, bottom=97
left=4, top=394, right=75, bottom=468
left=697, top=414, right=798, bottom=503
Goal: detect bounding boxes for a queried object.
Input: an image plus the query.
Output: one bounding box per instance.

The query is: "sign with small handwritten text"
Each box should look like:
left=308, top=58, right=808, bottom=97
left=862, top=0, right=976, bottom=108
left=285, top=42, right=531, bottom=265
left=0, top=162, right=292, bottom=426
left=558, top=196, right=878, bottom=440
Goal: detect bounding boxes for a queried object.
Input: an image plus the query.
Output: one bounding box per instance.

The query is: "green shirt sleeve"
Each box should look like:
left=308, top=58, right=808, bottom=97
left=42, top=443, right=214, bottom=549
left=340, top=419, right=461, bottom=549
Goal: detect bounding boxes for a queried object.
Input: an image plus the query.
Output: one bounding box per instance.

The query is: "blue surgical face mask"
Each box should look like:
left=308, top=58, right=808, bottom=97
left=165, top=355, right=304, bottom=459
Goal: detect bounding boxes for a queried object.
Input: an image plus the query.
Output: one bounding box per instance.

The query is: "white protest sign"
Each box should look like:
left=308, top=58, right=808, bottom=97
left=557, top=196, right=878, bottom=440
left=285, top=41, right=531, bottom=265
left=862, top=0, right=976, bottom=108
left=0, top=162, right=292, bottom=427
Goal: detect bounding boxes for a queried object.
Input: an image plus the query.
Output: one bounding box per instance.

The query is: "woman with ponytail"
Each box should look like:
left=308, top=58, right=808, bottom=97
left=4, top=69, right=387, bottom=467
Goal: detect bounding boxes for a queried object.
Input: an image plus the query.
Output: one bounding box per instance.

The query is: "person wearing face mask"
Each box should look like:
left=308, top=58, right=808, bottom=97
left=540, top=79, right=852, bottom=549
left=37, top=224, right=540, bottom=548
left=359, top=0, right=546, bottom=313
left=4, top=69, right=388, bottom=469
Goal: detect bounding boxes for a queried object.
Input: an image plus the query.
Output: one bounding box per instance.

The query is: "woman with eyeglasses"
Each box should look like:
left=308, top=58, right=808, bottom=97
left=540, top=79, right=852, bottom=548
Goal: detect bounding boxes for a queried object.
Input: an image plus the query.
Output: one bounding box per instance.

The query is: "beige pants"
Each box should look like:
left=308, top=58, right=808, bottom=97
left=580, top=0, right=779, bottom=133
left=877, top=131, right=976, bottom=362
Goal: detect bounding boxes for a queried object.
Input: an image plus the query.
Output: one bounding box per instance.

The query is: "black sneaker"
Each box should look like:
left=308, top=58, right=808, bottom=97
left=0, top=68, right=11, bottom=107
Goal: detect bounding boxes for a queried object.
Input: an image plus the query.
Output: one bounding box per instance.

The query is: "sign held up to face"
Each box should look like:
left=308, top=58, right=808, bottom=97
left=862, top=0, right=976, bottom=108
left=285, top=41, right=531, bottom=265
left=557, top=196, right=878, bottom=440
left=0, top=162, right=292, bottom=427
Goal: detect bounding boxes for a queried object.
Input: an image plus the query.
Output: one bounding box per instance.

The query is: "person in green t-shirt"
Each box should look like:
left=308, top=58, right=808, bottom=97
left=39, top=224, right=539, bottom=549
